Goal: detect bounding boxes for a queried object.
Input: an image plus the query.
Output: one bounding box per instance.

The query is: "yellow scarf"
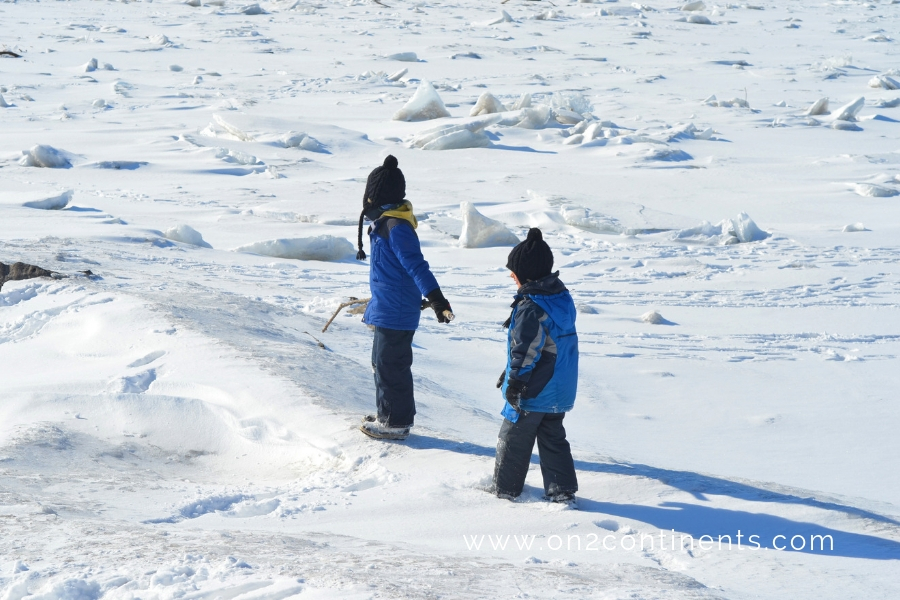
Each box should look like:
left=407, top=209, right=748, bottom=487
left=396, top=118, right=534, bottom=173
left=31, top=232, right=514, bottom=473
left=380, top=200, right=418, bottom=229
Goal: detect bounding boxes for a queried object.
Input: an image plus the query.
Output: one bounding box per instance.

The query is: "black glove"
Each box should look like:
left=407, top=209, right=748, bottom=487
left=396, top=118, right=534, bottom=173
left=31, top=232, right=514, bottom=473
left=426, top=288, right=453, bottom=324
left=496, top=371, right=506, bottom=389
left=505, top=378, right=527, bottom=412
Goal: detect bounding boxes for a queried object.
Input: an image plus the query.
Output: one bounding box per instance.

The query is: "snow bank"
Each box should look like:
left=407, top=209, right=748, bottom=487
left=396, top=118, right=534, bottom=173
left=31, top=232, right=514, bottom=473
left=164, top=225, right=212, bottom=248
left=674, top=212, right=769, bottom=245
left=19, top=145, right=71, bottom=168
left=853, top=183, right=898, bottom=197
left=459, top=202, right=520, bottom=248
left=22, top=190, right=72, bottom=210
left=393, top=81, right=451, bottom=121
left=234, top=236, right=355, bottom=261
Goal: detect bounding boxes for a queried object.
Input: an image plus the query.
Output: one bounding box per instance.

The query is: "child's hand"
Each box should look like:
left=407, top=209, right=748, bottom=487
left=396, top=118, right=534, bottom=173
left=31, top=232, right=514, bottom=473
left=505, top=379, right=527, bottom=411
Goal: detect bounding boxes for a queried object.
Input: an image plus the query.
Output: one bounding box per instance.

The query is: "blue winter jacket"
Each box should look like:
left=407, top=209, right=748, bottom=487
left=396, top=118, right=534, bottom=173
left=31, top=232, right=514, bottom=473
left=362, top=218, right=440, bottom=331
left=501, top=272, right=579, bottom=423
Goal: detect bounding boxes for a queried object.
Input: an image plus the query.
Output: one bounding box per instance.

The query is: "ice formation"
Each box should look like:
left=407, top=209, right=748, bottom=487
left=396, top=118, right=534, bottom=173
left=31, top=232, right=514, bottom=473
left=234, top=236, right=355, bottom=261
left=22, top=190, right=72, bottom=210
left=393, top=81, right=452, bottom=121
left=19, top=145, right=72, bottom=168
left=164, top=225, right=212, bottom=248
left=458, top=202, right=520, bottom=248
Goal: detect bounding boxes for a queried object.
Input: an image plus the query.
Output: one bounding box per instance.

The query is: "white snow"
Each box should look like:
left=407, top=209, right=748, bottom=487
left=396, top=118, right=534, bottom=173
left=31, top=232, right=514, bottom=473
left=392, top=80, right=451, bottom=121
left=458, top=202, right=520, bottom=248
left=164, top=225, right=212, bottom=248
left=18, top=145, right=71, bottom=168
left=1, top=0, right=900, bottom=597
left=233, top=236, right=355, bottom=261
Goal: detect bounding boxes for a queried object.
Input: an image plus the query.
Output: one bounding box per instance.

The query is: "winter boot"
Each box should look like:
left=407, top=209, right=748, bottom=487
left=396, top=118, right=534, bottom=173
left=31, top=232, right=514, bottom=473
left=544, top=492, right=577, bottom=506
left=359, top=415, right=410, bottom=441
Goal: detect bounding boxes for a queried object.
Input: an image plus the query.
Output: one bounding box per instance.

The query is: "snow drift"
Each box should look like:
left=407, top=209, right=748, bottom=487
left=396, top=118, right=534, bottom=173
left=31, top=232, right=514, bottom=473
left=164, top=225, right=212, bottom=248
left=234, top=236, right=355, bottom=261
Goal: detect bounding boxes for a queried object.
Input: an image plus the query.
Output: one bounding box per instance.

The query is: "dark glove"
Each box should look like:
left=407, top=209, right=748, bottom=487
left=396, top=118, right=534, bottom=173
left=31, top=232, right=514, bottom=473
left=496, top=371, right=506, bottom=389
left=426, top=288, right=453, bottom=324
left=505, top=378, right=527, bottom=412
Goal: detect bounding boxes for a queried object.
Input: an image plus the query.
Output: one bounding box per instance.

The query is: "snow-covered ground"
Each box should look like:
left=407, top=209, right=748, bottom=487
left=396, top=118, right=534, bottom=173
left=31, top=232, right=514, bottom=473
left=2, top=0, right=899, bottom=597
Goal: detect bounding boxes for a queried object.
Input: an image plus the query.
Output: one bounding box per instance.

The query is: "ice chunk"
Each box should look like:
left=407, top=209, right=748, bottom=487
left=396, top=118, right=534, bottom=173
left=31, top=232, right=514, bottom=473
left=82, top=58, right=98, bottom=72
left=148, top=34, right=171, bottom=46
left=393, top=80, right=451, bottom=121
left=239, top=4, right=265, bottom=15
left=423, top=129, right=490, bottom=150
left=687, top=14, right=713, bottom=24
left=516, top=105, right=551, bottom=129
left=554, top=108, right=584, bottom=125
left=387, top=68, right=408, bottom=82
left=853, top=183, right=898, bottom=197
left=386, top=52, right=419, bottom=62
left=510, top=93, right=532, bottom=110
left=280, top=131, right=325, bottom=152
left=561, top=206, right=623, bottom=234
left=164, top=224, right=212, bottom=248
left=842, top=223, right=867, bottom=232
left=19, top=145, right=71, bottom=168
left=730, top=211, right=768, bottom=243
left=215, top=148, right=260, bottom=165
left=234, top=236, right=355, bottom=261
left=408, top=115, right=500, bottom=150
left=551, top=92, right=592, bottom=114
left=459, top=202, right=520, bottom=248
left=830, top=96, right=865, bottom=121
left=805, top=97, right=829, bottom=116
left=484, top=10, right=514, bottom=25
left=22, top=190, right=72, bottom=210
left=831, top=120, right=862, bottom=131
left=0, top=94, right=9, bottom=108
left=470, top=92, right=505, bottom=116
left=214, top=114, right=255, bottom=142
left=681, top=1, right=705, bottom=9
left=868, top=75, right=899, bottom=90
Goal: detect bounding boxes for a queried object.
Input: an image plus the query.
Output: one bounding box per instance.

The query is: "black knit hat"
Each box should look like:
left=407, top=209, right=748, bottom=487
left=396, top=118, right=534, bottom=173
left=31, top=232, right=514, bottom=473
left=506, top=228, right=554, bottom=283
left=357, top=155, right=406, bottom=260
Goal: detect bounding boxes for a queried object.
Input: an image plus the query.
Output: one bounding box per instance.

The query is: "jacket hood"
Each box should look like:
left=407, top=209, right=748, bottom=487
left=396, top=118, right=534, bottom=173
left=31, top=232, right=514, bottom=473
left=517, top=271, right=566, bottom=296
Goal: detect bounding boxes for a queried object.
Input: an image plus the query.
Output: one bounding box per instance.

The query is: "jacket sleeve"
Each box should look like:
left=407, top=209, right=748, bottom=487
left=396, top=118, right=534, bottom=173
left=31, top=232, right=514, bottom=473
left=389, top=223, right=440, bottom=297
left=508, top=301, right=547, bottom=384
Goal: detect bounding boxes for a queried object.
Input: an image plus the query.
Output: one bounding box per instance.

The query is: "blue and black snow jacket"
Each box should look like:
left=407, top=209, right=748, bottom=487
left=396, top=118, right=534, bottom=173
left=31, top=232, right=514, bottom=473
left=501, top=272, right=578, bottom=423
left=362, top=217, right=440, bottom=331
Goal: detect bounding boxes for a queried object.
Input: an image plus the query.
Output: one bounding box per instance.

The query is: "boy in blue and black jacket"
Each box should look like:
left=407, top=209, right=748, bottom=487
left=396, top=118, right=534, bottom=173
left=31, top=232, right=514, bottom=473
left=493, top=228, right=579, bottom=502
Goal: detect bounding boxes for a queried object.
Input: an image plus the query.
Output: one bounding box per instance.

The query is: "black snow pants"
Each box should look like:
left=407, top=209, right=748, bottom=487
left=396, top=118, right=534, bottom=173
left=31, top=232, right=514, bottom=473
left=493, top=411, right=578, bottom=498
left=372, top=326, right=416, bottom=428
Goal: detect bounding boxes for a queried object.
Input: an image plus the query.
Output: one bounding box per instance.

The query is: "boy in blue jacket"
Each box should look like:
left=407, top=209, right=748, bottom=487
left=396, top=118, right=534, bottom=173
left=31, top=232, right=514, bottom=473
left=493, top=228, right=579, bottom=502
left=355, top=155, right=452, bottom=441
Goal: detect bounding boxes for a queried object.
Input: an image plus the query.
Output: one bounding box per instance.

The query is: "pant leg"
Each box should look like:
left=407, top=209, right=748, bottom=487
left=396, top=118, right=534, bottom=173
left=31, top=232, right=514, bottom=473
left=372, top=326, right=416, bottom=428
left=492, top=411, right=542, bottom=498
left=535, top=413, right=578, bottom=495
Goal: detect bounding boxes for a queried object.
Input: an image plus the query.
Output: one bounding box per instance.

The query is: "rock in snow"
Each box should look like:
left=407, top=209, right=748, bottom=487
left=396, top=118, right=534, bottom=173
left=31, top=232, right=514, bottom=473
left=234, top=236, right=355, bottom=261
left=458, top=202, right=520, bottom=248
left=164, top=225, right=212, bottom=248
left=393, top=81, right=451, bottom=121
left=0, top=262, right=54, bottom=291
left=19, top=145, right=72, bottom=168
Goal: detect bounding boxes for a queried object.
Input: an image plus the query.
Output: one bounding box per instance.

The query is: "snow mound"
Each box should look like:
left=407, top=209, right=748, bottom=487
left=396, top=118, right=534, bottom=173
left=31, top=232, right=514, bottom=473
left=842, top=223, right=868, bottom=232
left=19, top=145, right=72, bottom=168
left=22, top=190, right=72, bottom=210
left=280, top=131, right=325, bottom=152
left=560, top=206, right=624, bottom=234
left=386, top=52, right=419, bottom=62
left=393, top=80, right=451, bottom=121
left=681, top=1, right=705, bottom=10
left=674, top=212, right=769, bottom=245
left=641, top=310, right=665, bottom=324
left=164, top=225, right=212, bottom=248
left=234, top=236, right=355, bottom=261
left=853, top=183, right=898, bottom=197
left=868, top=75, right=899, bottom=90
left=459, top=202, right=520, bottom=248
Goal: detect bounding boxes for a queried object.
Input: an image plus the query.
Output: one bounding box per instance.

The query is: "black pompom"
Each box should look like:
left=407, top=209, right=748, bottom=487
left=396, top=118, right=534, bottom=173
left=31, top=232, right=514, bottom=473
left=383, top=155, right=399, bottom=169
left=526, top=228, right=543, bottom=242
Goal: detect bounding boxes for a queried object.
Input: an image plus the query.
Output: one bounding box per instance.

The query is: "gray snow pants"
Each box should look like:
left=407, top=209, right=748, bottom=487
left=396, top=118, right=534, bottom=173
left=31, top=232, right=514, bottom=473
left=493, top=411, right=577, bottom=498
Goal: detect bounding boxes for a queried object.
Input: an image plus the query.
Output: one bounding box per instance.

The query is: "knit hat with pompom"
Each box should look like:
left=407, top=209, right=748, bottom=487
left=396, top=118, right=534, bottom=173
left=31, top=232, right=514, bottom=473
left=357, top=155, right=406, bottom=260
left=506, top=228, right=554, bottom=283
